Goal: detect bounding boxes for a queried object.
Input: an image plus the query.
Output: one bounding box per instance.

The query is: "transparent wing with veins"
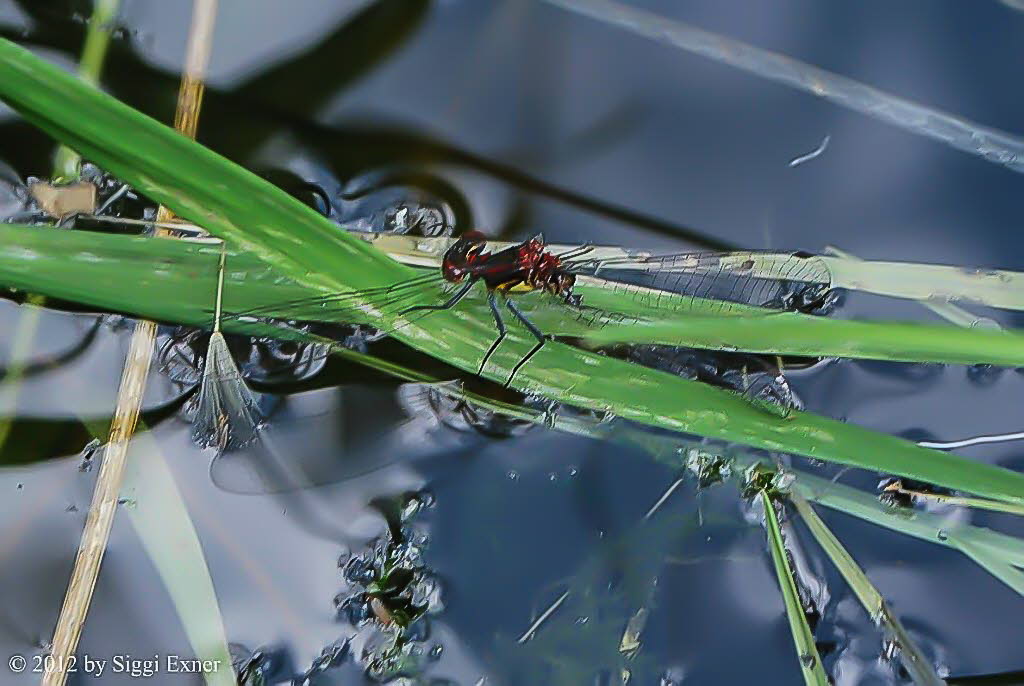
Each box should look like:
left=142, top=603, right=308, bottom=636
left=564, top=250, right=834, bottom=316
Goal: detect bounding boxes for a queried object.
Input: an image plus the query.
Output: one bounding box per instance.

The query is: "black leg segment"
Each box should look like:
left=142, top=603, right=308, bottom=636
left=399, top=279, right=474, bottom=315
left=478, top=291, right=508, bottom=375
left=504, top=297, right=549, bottom=386
left=505, top=298, right=546, bottom=344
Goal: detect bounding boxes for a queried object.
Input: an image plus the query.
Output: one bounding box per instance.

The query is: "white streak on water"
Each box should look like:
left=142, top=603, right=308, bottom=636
left=788, top=135, right=831, bottom=168
left=517, top=589, right=571, bottom=644
left=918, top=430, right=1024, bottom=450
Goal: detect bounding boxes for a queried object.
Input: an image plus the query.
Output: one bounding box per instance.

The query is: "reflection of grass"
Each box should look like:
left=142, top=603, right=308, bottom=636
left=540, top=0, right=1024, bottom=174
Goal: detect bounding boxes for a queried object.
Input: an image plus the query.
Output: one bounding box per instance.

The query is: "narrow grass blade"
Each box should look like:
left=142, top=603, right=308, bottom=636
left=955, top=539, right=1024, bottom=599
left=768, top=467, right=1024, bottom=599
left=760, top=490, right=829, bottom=685
left=53, top=0, right=121, bottom=181
left=791, top=492, right=944, bottom=685
left=823, top=247, right=999, bottom=329
left=883, top=483, right=1024, bottom=518
left=40, top=2, right=217, bottom=681
left=121, top=430, right=235, bottom=686
left=539, top=0, right=1024, bottom=173
left=43, top=323, right=157, bottom=686
left=584, top=314, right=1024, bottom=367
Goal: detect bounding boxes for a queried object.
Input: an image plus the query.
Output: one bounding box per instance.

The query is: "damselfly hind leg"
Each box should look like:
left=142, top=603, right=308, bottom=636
left=478, top=291, right=507, bottom=376
left=504, top=297, right=548, bottom=388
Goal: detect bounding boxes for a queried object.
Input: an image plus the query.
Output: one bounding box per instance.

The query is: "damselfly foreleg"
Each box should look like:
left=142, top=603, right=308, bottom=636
left=399, top=279, right=475, bottom=316
left=478, top=291, right=508, bottom=375
left=504, top=297, right=548, bottom=387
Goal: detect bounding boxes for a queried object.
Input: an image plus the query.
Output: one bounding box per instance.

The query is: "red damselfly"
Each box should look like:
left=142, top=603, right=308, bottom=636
left=221, top=232, right=835, bottom=386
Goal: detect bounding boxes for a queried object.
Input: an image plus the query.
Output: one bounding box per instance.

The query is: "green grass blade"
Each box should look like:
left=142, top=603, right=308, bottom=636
left=3, top=40, right=1024, bottom=507
left=791, top=493, right=944, bottom=685
left=883, top=484, right=1024, bottom=518
left=775, top=468, right=1024, bottom=599
left=584, top=315, right=1024, bottom=367
left=954, top=540, right=1024, bottom=599
left=822, top=247, right=1003, bottom=327
left=3, top=225, right=1024, bottom=508
left=53, top=0, right=121, bottom=181
left=362, top=233, right=1024, bottom=366
left=760, top=490, right=829, bottom=685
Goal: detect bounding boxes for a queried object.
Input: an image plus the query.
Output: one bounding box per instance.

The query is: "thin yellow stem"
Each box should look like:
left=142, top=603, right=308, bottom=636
left=213, top=245, right=226, bottom=333
left=885, top=482, right=1024, bottom=517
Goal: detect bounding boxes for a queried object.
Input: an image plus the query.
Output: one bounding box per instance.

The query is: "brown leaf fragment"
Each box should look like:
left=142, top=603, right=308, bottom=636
left=29, top=181, right=96, bottom=219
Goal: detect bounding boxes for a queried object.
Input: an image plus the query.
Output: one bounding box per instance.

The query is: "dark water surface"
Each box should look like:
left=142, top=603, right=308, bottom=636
left=1, top=1, right=1023, bottom=684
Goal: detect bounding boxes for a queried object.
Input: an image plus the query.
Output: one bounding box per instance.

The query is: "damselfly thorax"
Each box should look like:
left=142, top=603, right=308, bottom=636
left=440, top=230, right=579, bottom=300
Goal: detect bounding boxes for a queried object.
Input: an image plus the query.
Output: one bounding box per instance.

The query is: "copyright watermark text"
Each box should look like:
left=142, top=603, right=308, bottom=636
left=8, top=653, right=224, bottom=678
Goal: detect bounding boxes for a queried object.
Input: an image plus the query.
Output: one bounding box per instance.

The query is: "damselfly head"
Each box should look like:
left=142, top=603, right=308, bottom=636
left=442, top=230, right=488, bottom=282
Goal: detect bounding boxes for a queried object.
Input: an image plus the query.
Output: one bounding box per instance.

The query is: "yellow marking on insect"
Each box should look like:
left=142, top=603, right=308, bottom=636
left=493, top=279, right=537, bottom=293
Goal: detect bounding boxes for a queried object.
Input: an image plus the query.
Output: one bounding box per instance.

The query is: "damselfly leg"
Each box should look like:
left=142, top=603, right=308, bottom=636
left=478, top=291, right=507, bottom=376
left=398, top=279, right=475, bottom=316
left=476, top=293, right=548, bottom=386
left=504, top=297, right=547, bottom=387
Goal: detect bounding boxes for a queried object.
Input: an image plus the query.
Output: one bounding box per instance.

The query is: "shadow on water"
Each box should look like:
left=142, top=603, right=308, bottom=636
left=1, top=0, right=734, bottom=250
